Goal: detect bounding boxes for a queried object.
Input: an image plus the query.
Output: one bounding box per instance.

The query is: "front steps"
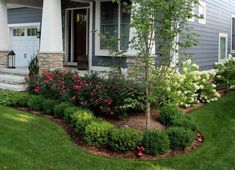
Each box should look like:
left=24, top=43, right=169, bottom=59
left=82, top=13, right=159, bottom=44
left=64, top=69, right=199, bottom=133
left=0, top=68, right=28, bottom=91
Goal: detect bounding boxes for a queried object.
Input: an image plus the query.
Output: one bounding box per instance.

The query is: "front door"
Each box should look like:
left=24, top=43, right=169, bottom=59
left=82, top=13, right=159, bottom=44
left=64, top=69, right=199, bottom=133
left=74, top=9, right=88, bottom=70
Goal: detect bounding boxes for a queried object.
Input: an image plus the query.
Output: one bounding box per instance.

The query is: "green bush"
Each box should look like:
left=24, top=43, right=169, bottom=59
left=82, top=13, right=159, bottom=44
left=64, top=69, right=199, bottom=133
left=63, top=106, right=79, bottom=122
left=159, top=105, right=182, bottom=126
left=108, top=128, right=143, bottom=152
left=42, top=99, right=58, bottom=115
left=167, top=127, right=195, bottom=150
left=170, top=115, right=198, bottom=132
left=27, top=95, right=44, bottom=111
left=84, top=119, right=113, bottom=146
left=72, top=109, right=94, bottom=134
left=142, top=130, right=170, bottom=155
left=54, top=102, right=73, bottom=117
left=0, top=91, right=30, bottom=106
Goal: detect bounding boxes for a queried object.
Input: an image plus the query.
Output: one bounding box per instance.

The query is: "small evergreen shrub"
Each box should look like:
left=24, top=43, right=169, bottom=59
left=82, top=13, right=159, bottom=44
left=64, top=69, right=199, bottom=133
left=54, top=102, right=73, bottom=117
left=0, top=91, right=30, bottom=106
left=167, top=127, right=195, bottom=150
left=27, top=95, right=44, bottom=111
left=42, top=99, right=58, bottom=115
left=142, top=130, right=170, bottom=155
left=63, top=106, right=79, bottom=122
left=108, top=128, right=143, bottom=152
left=84, top=119, right=113, bottom=146
left=159, top=105, right=182, bottom=126
left=170, top=115, right=198, bottom=132
left=71, top=109, right=94, bottom=134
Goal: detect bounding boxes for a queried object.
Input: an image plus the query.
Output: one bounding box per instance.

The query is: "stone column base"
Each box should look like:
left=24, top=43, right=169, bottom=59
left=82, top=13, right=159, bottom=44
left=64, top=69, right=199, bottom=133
left=0, top=51, right=8, bottom=69
left=38, top=52, right=64, bottom=74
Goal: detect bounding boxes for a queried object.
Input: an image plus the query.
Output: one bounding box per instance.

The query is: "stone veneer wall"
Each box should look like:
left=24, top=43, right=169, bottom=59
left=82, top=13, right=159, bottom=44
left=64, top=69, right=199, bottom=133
left=38, top=52, right=64, bottom=74
left=0, top=51, right=8, bottom=69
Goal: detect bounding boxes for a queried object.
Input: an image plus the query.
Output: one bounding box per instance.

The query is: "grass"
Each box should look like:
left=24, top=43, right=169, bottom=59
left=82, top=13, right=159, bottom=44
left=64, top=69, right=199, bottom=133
left=1, top=92, right=235, bottom=170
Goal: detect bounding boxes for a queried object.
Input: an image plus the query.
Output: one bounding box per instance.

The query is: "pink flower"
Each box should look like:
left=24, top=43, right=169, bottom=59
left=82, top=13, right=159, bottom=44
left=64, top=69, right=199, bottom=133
left=99, top=106, right=104, bottom=110
left=107, top=107, right=111, bottom=111
left=74, top=85, right=82, bottom=90
left=34, top=86, right=40, bottom=93
left=71, top=96, right=76, bottom=101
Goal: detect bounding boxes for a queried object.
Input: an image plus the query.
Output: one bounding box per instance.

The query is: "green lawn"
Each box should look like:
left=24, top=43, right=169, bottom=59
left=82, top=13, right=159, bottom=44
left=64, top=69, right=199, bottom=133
left=1, top=92, right=235, bottom=170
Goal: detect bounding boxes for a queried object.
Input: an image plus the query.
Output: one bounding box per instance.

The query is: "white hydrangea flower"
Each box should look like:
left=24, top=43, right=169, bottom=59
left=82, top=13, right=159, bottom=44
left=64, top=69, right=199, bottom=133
left=186, top=59, right=192, bottom=65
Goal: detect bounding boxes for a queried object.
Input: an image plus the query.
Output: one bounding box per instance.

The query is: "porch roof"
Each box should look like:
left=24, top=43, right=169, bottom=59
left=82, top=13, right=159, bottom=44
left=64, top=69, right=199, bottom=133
left=7, top=0, right=92, bottom=8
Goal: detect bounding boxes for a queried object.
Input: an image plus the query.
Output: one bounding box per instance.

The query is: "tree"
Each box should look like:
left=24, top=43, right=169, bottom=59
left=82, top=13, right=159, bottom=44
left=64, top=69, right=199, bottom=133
left=128, top=0, right=199, bottom=129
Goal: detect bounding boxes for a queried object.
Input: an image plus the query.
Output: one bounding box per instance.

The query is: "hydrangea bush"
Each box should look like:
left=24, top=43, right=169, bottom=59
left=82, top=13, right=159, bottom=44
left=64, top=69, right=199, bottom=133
left=152, top=60, right=220, bottom=108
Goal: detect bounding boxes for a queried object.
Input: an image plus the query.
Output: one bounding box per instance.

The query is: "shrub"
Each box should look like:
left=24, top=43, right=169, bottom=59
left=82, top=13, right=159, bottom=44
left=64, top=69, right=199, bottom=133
left=142, top=130, right=170, bottom=155
left=25, top=70, right=145, bottom=118
left=71, top=109, right=94, bottom=134
left=63, top=106, right=79, bottom=122
left=54, top=102, right=73, bottom=117
left=170, top=115, right=198, bottom=132
left=84, top=119, right=113, bottom=146
left=216, top=58, right=235, bottom=90
left=0, top=91, right=30, bottom=106
left=159, top=105, right=182, bottom=126
left=108, top=128, right=143, bottom=152
left=152, top=60, right=219, bottom=108
left=42, top=99, right=58, bottom=115
left=27, top=95, right=44, bottom=111
left=167, top=127, right=195, bottom=150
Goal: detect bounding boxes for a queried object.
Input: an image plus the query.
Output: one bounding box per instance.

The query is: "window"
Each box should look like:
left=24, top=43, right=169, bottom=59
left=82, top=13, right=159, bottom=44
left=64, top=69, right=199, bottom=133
left=231, top=15, right=235, bottom=52
left=198, top=1, right=206, bottom=24
left=188, top=3, right=195, bottom=22
left=219, top=33, right=228, bottom=62
left=27, top=28, right=38, bottom=36
left=97, top=0, right=131, bottom=53
left=13, top=28, right=25, bottom=36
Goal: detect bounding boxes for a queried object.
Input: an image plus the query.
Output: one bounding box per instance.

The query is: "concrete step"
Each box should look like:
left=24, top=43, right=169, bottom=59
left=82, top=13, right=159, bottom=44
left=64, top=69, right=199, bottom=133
left=0, top=75, right=25, bottom=85
left=0, top=83, right=26, bottom=91
left=0, top=68, right=29, bottom=77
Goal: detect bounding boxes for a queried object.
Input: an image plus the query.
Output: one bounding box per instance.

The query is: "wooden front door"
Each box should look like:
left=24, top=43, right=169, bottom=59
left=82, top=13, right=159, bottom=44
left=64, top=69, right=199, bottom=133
left=74, top=9, right=88, bottom=70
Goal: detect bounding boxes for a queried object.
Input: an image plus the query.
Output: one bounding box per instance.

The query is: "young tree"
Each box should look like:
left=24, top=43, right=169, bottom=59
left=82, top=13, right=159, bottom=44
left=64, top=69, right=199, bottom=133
left=129, top=0, right=199, bottom=129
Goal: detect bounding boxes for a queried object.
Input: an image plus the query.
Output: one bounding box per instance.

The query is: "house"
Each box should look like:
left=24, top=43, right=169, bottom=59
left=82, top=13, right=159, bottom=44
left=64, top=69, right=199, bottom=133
left=0, top=0, right=234, bottom=74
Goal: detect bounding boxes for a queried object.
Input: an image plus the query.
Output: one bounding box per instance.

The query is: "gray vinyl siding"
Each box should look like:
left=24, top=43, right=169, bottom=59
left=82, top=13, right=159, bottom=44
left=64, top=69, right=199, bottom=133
left=181, top=0, right=233, bottom=70
left=8, top=7, right=42, bottom=24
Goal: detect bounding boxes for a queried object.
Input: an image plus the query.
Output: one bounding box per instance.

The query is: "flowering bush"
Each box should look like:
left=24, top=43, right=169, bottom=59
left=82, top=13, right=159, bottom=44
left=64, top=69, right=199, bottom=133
left=152, top=60, right=220, bottom=108
left=26, top=70, right=145, bottom=118
left=216, top=58, right=235, bottom=90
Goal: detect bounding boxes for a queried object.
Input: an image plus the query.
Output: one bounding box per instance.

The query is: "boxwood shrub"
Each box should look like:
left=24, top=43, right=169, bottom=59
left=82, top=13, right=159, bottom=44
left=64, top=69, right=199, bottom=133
left=142, top=130, right=170, bottom=155
left=27, top=95, right=44, bottom=111
left=170, top=115, right=198, bottom=132
left=84, top=119, right=113, bottom=146
left=108, top=128, right=143, bottom=152
left=167, top=127, right=195, bottom=150
left=54, top=102, right=73, bottom=118
left=42, top=99, right=59, bottom=115
left=0, top=90, right=30, bottom=107
left=159, top=105, right=182, bottom=126
left=63, top=106, right=79, bottom=122
left=71, top=109, right=94, bottom=134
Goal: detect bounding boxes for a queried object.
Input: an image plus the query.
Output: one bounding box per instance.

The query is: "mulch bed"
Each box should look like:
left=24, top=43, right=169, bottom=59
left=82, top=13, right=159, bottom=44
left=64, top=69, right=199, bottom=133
left=17, top=106, right=204, bottom=161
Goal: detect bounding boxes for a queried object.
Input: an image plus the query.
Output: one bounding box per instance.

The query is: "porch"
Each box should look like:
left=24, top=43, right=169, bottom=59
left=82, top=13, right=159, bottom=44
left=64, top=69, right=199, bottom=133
left=0, top=0, right=94, bottom=73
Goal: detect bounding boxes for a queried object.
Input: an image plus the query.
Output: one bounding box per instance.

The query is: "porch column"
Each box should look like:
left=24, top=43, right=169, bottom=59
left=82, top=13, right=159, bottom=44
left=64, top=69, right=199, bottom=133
left=0, top=0, right=9, bottom=68
left=39, top=0, right=64, bottom=73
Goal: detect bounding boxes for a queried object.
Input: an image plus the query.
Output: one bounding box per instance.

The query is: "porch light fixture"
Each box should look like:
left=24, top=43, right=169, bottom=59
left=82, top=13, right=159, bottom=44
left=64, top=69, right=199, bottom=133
left=37, top=30, right=41, bottom=39
left=8, top=50, right=16, bottom=69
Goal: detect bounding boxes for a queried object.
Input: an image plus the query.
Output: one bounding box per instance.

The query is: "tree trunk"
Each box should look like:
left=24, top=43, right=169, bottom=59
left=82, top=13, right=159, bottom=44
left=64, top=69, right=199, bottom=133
left=145, top=86, right=151, bottom=129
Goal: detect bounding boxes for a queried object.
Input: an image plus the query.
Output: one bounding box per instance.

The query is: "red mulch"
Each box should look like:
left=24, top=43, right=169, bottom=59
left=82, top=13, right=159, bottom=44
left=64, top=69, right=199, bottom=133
left=17, top=107, right=204, bottom=161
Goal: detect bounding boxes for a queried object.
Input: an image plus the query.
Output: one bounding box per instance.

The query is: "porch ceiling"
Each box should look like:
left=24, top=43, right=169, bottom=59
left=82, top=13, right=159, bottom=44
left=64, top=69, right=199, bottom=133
left=7, top=0, right=93, bottom=8
left=7, top=0, right=43, bottom=7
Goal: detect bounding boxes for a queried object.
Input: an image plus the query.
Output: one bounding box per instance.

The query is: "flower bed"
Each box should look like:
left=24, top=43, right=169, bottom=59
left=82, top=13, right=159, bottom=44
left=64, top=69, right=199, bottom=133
left=26, top=70, right=145, bottom=118
left=0, top=90, right=203, bottom=159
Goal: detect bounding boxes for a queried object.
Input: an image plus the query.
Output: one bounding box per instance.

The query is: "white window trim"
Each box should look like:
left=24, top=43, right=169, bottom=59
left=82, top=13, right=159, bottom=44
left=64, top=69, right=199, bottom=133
left=95, top=0, right=136, bottom=56
left=231, top=14, right=235, bottom=53
left=188, top=3, right=195, bottom=22
left=218, top=33, right=228, bottom=63
left=198, top=1, right=206, bottom=24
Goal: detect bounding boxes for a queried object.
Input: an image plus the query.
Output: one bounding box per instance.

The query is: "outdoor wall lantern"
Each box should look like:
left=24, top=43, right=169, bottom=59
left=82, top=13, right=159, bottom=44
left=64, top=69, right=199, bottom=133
left=8, top=50, right=16, bottom=69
